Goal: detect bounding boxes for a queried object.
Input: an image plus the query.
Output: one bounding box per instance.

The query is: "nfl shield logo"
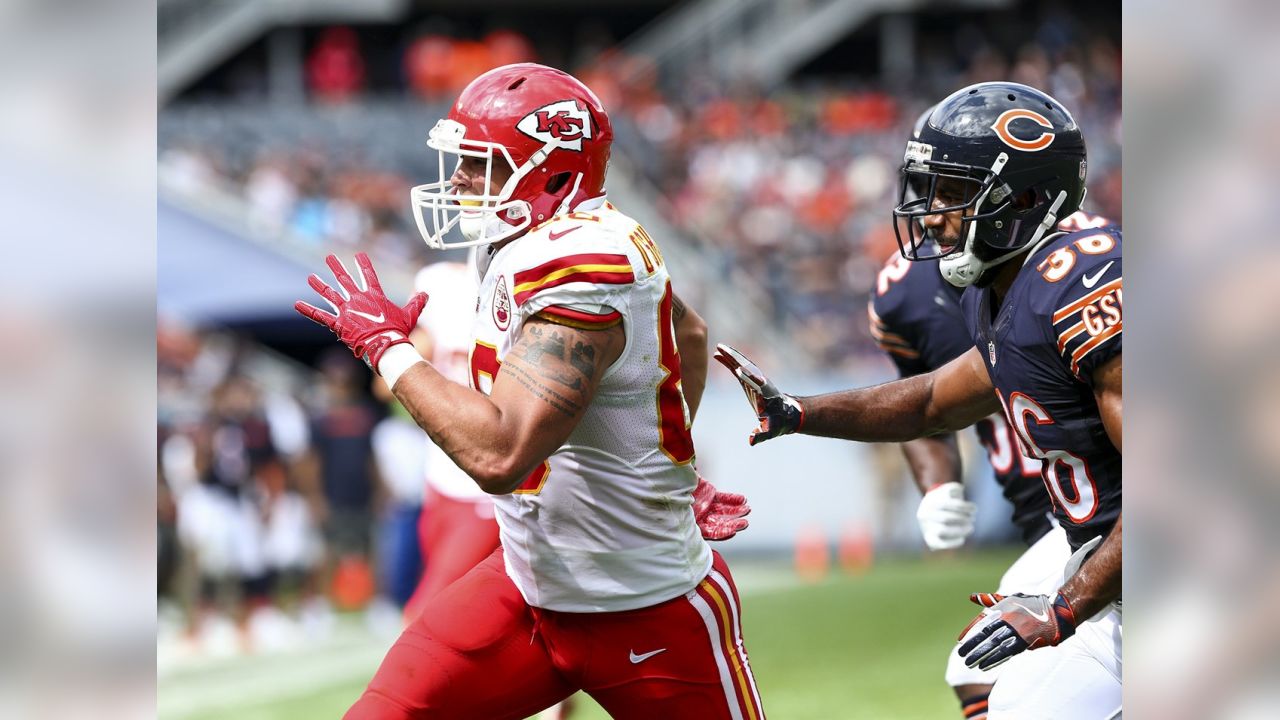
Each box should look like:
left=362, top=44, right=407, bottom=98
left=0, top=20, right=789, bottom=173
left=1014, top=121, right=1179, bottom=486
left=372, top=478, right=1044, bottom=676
left=988, top=341, right=997, bottom=366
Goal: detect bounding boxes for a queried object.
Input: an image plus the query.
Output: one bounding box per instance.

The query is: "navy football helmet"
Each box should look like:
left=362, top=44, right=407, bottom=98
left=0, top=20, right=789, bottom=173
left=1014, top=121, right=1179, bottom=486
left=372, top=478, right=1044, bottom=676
left=892, top=82, right=1088, bottom=287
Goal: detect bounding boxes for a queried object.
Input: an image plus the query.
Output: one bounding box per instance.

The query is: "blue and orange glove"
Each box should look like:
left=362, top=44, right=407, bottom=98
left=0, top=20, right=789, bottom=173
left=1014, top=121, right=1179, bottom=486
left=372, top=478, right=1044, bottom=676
left=713, top=344, right=804, bottom=446
left=957, top=591, right=1078, bottom=670
left=296, top=252, right=427, bottom=373
left=693, top=474, right=751, bottom=541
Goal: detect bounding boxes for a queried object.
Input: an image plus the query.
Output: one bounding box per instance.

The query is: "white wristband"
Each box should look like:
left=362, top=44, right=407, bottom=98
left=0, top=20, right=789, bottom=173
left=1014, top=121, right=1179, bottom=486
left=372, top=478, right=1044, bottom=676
left=377, top=343, right=426, bottom=389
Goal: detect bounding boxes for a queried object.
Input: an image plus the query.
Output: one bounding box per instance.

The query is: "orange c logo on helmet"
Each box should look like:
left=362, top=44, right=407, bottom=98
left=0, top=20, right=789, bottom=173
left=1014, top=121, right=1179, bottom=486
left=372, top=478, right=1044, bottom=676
left=991, top=109, right=1055, bottom=152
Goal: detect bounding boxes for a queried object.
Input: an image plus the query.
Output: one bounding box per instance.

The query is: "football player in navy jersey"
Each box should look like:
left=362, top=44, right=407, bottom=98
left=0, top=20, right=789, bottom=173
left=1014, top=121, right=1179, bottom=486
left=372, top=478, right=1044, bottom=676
left=719, top=82, right=1121, bottom=719
left=872, top=107, right=1118, bottom=720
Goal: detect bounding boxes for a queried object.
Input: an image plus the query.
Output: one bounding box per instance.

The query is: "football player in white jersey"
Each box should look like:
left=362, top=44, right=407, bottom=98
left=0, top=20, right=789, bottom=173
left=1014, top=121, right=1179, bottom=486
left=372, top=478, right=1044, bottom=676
left=296, top=64, right=760, bottom=720
left=401, top=260, right=748, bottom=629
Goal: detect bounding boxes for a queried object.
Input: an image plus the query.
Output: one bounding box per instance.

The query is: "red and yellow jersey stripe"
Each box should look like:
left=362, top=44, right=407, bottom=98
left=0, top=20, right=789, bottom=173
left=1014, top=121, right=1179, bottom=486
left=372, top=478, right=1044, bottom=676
left=536, top=304, right=624, bottom=330
left=512, top=253, right=634, bottom=306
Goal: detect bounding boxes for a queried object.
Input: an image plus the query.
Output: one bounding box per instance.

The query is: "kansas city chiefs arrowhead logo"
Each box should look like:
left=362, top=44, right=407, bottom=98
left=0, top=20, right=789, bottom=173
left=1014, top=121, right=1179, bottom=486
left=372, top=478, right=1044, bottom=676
left=517, top=100, right=593, bottom=151
left=493, top=275, right=511, bottom=330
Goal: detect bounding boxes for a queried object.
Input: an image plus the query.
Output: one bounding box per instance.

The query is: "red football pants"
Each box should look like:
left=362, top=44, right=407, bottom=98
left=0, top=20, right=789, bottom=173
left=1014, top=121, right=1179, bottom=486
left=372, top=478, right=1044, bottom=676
left=402, top=488, right=500, bottom=624
left=347, top=548, right=765, bottom=720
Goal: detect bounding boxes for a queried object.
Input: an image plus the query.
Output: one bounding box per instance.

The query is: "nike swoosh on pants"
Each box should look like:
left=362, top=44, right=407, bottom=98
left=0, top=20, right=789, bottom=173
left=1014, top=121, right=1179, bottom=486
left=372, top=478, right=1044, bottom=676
left=628, top=648, right=667, bottom=664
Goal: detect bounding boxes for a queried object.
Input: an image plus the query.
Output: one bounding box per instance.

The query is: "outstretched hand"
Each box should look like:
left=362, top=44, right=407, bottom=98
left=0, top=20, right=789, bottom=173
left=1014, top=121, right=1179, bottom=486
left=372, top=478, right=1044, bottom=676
left=713, top=344, right=804, bottom=445
left=296, top=252, right=428, bottom=372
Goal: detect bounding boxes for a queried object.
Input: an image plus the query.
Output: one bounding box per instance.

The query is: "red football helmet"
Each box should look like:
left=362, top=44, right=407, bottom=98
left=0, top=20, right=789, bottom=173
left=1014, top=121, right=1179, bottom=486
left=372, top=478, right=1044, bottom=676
left=411, top=63, right=614, bottom=249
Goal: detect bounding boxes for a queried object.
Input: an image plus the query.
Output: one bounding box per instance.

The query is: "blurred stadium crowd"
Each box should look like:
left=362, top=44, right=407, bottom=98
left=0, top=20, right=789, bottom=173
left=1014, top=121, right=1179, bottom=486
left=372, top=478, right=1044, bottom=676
left=158, top=1, right=1120, bottom=655
left=158, top=326, right=424, bottom=653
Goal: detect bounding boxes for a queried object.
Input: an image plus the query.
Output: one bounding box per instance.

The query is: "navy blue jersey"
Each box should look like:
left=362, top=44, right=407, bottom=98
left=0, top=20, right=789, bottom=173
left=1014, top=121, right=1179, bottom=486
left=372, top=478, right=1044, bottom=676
left=871, top=251, right=1053, bottom=544
left=961, top=224, right=1123, bottom=552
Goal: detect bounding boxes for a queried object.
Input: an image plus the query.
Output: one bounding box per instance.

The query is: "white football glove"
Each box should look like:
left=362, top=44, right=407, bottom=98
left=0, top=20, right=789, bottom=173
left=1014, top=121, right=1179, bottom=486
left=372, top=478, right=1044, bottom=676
left=916, top=481, right=977, bottom=551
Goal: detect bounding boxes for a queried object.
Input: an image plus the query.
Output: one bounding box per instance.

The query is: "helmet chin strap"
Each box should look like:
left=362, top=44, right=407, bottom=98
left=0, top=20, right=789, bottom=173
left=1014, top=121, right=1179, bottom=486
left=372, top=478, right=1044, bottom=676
left=940, top=221, right=1025, bottom=288
left=459, top=200, right=531, bottom=244
left=464, top=140, right=580, bottom=242
left=938, top=154, right=1074, bottom=288
left=1019, top=190, right=1068, bottom=264
left=551, top=172, right=585, bottom=217
left=459, top=212, right=505, bottom=243
left=456, top=144, right=555, bottom=245
left=939, top=153, right=1010, bottom=288
left=941, top=190, right=1068, bottom=288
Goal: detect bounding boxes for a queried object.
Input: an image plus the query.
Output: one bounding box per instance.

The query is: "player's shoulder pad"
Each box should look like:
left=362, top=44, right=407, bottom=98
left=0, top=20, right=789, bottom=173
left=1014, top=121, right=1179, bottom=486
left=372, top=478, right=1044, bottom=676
left=502, top=210, right=653, bottom=321
left=1024, top=226, right=1123, bottom=377
left=1057, top=210, right=1118, bottom=234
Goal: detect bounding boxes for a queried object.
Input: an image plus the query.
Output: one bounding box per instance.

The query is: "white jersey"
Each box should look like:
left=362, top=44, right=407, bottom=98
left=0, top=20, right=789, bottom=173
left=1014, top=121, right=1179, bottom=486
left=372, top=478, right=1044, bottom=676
left=470, top=197, right=712, bottom=612
left=414, top=262, right=488, bottom=502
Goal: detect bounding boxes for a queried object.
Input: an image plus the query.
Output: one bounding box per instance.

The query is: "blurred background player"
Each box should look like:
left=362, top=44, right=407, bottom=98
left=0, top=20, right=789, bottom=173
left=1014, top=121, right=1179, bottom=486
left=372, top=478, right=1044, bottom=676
left=369, top=361, right=428, bottom=614
left=396, top=259, right=500, bottom=623
left=718, top=81, right=1121, bottom=719
left=298, top=63, right=762, bottom=719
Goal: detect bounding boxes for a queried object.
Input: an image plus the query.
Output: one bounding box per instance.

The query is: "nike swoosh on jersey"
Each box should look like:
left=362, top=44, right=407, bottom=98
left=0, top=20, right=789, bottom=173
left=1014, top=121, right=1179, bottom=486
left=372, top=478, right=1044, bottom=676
left=548, top=226, right=582, bottom=241
left=628, top=648, right=667, bottom=664
left=349, top=309, right=386, bottom=322
left=1081, top=261, right=1115, bottom=289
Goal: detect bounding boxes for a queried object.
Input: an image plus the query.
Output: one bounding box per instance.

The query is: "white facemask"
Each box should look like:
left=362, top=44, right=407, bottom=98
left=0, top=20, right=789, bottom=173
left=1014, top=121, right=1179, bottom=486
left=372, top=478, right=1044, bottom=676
left=410, top=119, right=536, bottom=250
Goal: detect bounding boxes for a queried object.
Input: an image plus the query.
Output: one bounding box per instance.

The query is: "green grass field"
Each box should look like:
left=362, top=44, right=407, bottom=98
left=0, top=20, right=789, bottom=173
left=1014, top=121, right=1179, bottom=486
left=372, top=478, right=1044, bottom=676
left=160, top=547, right=1021, bottom=719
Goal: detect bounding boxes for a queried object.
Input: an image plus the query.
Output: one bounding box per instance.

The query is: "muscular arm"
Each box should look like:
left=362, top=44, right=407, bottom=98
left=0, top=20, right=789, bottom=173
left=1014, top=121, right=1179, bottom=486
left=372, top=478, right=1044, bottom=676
left=673, top=293, right=708, bottom=421
left=799, top=347, right=1000, bottom=442
left=1059, top=353, right=1124, bottom=618
left=1060, top=513, right=1122, bottom=620
left=901, top=434, right=963, bottom=494
left=390, top=316, right=625, bottom=494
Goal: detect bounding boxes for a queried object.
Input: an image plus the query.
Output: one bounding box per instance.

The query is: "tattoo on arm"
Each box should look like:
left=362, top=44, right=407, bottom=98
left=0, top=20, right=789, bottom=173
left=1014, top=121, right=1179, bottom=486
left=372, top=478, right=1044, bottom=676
left=503, top=321, right=612, bottom=418
left=501, top=361, right=584, bottom=417
left=520, top=324, right=566, bottom=366
left=569, top=341, right=597, bottom=379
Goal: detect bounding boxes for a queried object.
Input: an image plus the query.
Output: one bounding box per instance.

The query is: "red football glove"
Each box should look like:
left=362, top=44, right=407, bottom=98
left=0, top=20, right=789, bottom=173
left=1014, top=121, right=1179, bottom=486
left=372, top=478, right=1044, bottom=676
left=693, top=474, right=751, bottom=541
left=295, top=252, right=428, bottom=372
